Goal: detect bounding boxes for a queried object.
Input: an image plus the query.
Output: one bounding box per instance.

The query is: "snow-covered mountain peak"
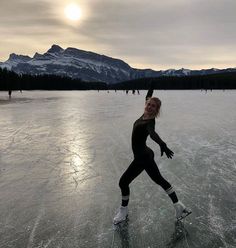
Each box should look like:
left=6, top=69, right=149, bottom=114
left=180, top=68, right=191, bottom=75
left=8, top=53, right=31, bottom=62
left=211, top=68, right=220, bottom=71
left=47, top=44, right=64, bottom=54
left=2, top=53, right=32, bottom=70
left=9, top=53, right=19, bottom=60
left=33, top=52, right=42, bottom=59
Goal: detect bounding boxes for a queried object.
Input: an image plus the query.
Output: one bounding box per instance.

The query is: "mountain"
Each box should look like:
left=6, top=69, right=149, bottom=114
left=1, top=44, right=236, bottom=84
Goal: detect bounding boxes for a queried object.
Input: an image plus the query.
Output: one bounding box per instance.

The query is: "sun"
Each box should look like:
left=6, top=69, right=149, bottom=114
left=64, top=3, right=82, bottom=21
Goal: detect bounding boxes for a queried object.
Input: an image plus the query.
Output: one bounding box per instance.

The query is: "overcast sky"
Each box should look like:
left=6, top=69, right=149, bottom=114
left=1, top=0, right=236, bottom=70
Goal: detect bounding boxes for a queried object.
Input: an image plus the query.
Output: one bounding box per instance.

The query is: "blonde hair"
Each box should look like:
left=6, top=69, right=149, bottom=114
left=149, top=97, right=162, bottom=118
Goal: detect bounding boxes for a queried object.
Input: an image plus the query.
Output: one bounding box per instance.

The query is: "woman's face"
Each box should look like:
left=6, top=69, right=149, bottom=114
left=144, top=99, right=158, bottom=117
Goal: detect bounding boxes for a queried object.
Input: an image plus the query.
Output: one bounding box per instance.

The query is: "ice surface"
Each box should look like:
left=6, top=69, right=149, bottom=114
left=0, top=90, right=236, bottom=248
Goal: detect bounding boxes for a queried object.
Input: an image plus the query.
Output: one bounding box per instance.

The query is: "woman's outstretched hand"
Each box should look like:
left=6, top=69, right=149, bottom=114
left=160, top=143, right=174, bottom=159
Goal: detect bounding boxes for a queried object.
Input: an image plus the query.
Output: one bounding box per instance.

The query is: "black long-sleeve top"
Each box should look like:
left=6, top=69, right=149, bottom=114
left=131, top=88, right=165, bottom=156
left=131, top=116, right=165, bottom=156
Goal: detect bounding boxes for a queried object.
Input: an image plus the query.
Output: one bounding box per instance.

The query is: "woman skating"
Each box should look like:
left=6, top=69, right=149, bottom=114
left=113, top=88, right=191, bottom=224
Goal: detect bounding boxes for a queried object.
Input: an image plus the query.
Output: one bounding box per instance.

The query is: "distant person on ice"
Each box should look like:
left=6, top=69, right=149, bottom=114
left=8, top=90, right=12, bottom=99
left=113, top=87, right=191, bottom=224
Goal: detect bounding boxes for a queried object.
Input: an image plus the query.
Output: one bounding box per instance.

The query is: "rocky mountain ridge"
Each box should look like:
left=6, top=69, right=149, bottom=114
left=1, top=44, right=235, bottom=84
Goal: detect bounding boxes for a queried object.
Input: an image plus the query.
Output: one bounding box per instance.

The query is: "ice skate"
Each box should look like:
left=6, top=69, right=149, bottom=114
left=113, top=206, right=128, bottom=225
left=174, top=201, right=192, bottom=221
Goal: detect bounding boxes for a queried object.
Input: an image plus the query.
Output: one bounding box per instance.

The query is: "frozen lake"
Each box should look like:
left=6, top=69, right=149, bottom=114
left=0, top=90, right=236, bottom=248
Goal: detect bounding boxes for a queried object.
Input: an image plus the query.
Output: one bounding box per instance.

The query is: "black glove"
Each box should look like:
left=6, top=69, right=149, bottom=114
left=160, top=143, right=174, bottom=159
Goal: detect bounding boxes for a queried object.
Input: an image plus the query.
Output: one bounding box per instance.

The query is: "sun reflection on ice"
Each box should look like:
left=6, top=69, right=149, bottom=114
left=58, top=101, right=98, bottom=190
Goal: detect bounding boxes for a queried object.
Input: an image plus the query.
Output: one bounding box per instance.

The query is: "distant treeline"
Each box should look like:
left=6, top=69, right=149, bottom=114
left=0, top=67, right=236, bottom=91
left=111, top=72, right=236, bottom=90
left=0, top=68, right=107, bottom=91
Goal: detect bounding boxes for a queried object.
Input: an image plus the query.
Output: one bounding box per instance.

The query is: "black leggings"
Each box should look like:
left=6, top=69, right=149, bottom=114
left=119, top=148, right=171, bottom=196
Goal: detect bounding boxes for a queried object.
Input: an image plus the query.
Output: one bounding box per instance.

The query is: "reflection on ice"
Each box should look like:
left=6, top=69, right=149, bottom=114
left=112, top=220, right=130, bottom=248
left=166, top=221, right=189, bottom=248
left=0, top=90, right=236, bottom=248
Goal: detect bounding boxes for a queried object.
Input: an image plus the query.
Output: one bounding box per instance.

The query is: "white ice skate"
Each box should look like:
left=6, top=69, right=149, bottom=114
left=113, top=206, right=128, bottom=225
left=174, top=201, right=192, bottom=221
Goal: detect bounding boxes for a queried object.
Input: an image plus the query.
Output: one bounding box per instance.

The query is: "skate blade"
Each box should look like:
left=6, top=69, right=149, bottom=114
left=177, top=210, right=192, bottom=221
left=113, top=215, right=128, bottom=225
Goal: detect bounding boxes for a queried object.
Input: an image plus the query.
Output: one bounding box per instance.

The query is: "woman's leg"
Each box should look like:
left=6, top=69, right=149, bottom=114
left=144, top=152, right=192, bottom=220
left=144, top=156, right=178, bottom=204
left=119, top=159, right=144, bottom=206
left=113, top=159, right=144, bottom=224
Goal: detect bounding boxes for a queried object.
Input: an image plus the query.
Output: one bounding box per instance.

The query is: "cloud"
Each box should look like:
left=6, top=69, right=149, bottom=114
left=0, top=0, right=236, bottom=69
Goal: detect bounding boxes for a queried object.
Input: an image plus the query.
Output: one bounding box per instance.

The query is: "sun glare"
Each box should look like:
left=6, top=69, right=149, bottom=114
left=65, top=3, right=82, bottom=21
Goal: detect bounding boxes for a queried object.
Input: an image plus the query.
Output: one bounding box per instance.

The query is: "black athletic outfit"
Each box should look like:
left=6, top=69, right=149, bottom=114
left=119, top=90, right=177, bottom=206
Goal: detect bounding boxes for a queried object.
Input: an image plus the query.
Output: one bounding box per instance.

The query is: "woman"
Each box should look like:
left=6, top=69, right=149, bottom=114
left=113, top=89, right=191, bottom=224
